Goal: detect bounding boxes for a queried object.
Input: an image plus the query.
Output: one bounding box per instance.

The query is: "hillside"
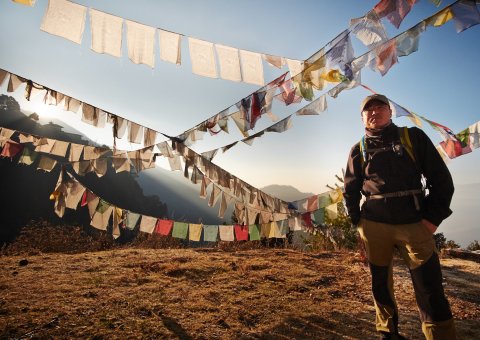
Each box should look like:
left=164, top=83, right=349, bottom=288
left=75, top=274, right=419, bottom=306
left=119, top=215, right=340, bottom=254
left=261, top=184, right=314, bottom=202
left=1, top=246, right=478, bottom=339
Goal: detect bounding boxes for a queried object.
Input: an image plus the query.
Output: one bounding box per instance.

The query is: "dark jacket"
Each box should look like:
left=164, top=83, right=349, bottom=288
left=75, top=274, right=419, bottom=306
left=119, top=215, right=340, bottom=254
left=344, top=123, right=454, bottom=226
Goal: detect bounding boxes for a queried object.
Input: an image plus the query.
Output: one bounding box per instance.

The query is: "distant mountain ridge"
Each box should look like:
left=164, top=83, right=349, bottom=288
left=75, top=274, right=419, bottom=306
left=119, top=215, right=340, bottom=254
left=261, top=184, right=314, bottom=202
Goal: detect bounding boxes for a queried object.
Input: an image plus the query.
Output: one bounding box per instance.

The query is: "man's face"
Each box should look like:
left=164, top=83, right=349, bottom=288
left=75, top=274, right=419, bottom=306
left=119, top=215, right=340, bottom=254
left=361, top=99, right=392, bottom=129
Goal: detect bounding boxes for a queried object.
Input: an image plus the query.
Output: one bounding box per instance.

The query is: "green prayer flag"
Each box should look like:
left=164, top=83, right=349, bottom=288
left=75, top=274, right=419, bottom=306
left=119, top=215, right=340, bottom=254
left=249, top=224, right=260, bottom=241
left=203, top=225, right=218, bottom=242
left=456, top=128, right=470, bottom=147
left=19, top=148, right=38, bottom=165
left=317, top=193, right=332, bottom=209
left=313, top=208, right=325, bottom=225
left=172, top=222, right=188, bottom=239
left=96, top=199, right=110, bottom=214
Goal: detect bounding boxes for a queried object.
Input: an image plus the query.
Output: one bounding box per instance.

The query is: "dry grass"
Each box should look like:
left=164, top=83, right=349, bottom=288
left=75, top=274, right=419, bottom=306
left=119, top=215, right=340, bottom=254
left=0, top=225, right=479, bottom=339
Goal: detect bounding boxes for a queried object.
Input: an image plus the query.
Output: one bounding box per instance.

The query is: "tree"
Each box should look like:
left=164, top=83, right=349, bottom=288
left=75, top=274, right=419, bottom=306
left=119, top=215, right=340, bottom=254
left=466, top=240, right=480, bottom=251
left=434, top=233, right=447, bottom=251
left=445, top=240, right=460, bottom=249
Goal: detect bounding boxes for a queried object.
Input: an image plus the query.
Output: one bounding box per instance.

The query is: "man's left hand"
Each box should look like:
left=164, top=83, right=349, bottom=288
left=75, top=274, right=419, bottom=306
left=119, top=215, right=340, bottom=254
left=422, top=219, right=438, bottom=234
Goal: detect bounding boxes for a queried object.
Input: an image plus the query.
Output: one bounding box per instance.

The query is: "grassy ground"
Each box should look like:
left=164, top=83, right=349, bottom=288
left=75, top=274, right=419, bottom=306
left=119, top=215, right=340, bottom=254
left=1, top=244, right=479, bottom=339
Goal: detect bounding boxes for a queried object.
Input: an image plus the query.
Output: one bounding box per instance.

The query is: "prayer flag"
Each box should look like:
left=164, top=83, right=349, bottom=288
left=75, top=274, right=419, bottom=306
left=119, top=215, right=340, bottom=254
left=159, top=29, right=182, bottom=65
left=125, top=212, right=141, bottom=230
left=139, top=215, right=157, bottom=234
left=189, top=223, right=203, bottom=241
left=297, top=94, right=327, bottom=116
left=125, top=20, right=156, bottom=68
left=188, top=38, right=217, bottom=78
left=89, top=9, right=123, bottom=57
left=216, top=44, right=242, bottom=82
left=249, top=224, right=261, bottom=241
left=234, top=225, right=249, bottom=241
left=374, top=0, right=418, bottom=29
left=350, top=11, right=388, bottom=48
left=396, top=22, right=425, bottom=57
left=154, top=219, right=174, bottom=236
left=219, top=225, right=234, bottom=241
left=375, top=40, right=398, bottom=76
left=263, top=54, right=285, bottom=68
left=451, top=0, right=480, bottom=33
left=240, top=50, right=264, bottom=86
left=172, top=222, right=188, bottom=239
left=203, top=225, right=218, bottom=242
left=40, top=0, right=87, bottom=44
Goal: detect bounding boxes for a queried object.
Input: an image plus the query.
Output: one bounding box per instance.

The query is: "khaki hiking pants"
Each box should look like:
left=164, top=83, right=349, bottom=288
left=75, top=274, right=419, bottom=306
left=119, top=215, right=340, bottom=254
left=358, top=219, right=456, bottom=340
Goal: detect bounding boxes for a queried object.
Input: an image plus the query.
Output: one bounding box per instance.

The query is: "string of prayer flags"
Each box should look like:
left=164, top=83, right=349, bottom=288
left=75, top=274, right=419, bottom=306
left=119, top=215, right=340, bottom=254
left=41, top=0, right=87, bottom=44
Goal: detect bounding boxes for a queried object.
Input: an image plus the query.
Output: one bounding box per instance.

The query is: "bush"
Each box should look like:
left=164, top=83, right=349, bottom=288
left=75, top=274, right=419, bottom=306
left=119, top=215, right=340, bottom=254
left=466, top=240, right=480, bottom=251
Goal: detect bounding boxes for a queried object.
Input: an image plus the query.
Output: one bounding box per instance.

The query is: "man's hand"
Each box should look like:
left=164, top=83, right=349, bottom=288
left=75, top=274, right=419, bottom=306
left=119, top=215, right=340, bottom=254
left=357, top=232, right=368, bottom=266
left=422, top=219, right=438, bottom=234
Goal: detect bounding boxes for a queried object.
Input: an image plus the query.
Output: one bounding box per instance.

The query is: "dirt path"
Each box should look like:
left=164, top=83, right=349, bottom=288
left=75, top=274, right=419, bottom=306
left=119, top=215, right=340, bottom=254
left=1, top=248, right=478, bottom=339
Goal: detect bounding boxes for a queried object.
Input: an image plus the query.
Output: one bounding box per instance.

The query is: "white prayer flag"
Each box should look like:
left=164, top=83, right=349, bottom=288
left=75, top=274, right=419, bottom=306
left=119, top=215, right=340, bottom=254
left=126, top=20, right=156, bottom=68
left=286, top=58, right=304, bottom=77
left=139, top=215, right=157, bottom=234
left=240, top=50, right=264, bottom=86
left=296, top=95, right=327, bottom=116
left=90, top=9, right=123, bottom=57
left=159, top=29, right=182, bottom=65
left=40, top=0, right=87, bottom=44
left=263, top=54, right=285, bottom=68
left=188, top=38, right=217, bottom=78
left=215, top=44, right=242, bottom=82
left=128, top=121, right=143, bottom=144
left=219, top=225, right=235, bottom=241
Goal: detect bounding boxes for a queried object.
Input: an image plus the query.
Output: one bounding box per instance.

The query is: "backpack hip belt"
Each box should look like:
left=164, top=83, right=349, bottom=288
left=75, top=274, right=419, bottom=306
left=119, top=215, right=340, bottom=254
left=365, top=189, right=423, bottom=210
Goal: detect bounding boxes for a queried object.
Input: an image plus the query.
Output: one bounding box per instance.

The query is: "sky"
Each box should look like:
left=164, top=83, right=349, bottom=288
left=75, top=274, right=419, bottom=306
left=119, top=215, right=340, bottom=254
left=0, top=0, right=479, bottom=245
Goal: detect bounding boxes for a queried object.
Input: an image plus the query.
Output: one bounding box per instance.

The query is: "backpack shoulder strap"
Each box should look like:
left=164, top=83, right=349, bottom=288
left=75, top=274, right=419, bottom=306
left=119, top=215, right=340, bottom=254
left=359, top=135, right=367, bottom=167
left=398, top=126, right=416, bottom=163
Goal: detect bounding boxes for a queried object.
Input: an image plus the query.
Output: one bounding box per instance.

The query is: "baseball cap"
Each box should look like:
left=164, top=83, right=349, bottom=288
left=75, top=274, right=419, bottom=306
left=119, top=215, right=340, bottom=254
left=360, top=94, right=390, bottom=112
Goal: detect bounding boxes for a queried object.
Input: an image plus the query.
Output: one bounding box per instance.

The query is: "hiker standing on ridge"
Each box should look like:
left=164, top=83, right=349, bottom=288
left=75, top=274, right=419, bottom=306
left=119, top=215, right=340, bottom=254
left=343, top=94, right=456, bottom=339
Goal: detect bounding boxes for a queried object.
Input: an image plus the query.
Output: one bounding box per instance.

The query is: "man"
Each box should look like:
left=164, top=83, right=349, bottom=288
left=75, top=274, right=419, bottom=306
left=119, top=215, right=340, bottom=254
left=343, top=94, right=456, bottom=339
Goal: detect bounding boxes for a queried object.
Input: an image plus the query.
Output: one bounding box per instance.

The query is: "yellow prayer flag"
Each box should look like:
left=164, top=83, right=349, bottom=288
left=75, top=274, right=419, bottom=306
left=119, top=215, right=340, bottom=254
left=268, top=221, right=279, bottom=238
left=12, top=0, right=36, bottom=6
left=325, top=203, right=338, bottom=220
left=320, top=69, right=343, bottom=83
left=189, top=223, right=203, bottom=242
left=426, top=8, right=453, bottom=27
left=407, top=112, right=423, bottom=128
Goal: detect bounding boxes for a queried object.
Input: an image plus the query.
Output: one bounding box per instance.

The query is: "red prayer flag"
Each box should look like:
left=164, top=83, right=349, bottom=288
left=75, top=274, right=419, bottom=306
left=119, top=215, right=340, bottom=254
left=234, top=224, right=249, bottom=241
left=0, top=140, right=24, bottom=158
left=155, top=219, right=174, bottom=236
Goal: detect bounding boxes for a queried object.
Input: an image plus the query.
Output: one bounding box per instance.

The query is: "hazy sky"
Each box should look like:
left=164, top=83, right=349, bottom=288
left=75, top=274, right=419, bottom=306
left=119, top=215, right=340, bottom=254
left=1, top=0, right=479, bottom=245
